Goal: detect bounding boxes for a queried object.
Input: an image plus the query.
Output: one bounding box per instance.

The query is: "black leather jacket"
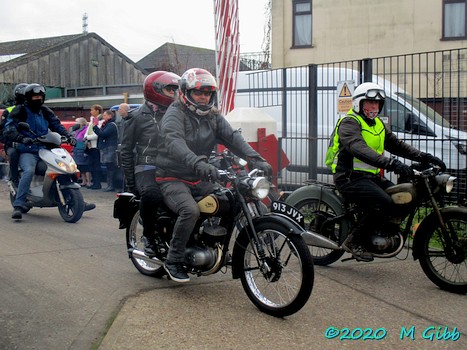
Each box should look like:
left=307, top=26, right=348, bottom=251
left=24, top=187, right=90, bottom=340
left=120, top=102, right=165, bottom=189
left=156, top=101, right=262, bottom=181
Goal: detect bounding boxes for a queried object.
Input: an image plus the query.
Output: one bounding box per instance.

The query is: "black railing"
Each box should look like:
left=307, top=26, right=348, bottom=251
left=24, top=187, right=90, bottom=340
left=236, top=48, right=467, bottom=203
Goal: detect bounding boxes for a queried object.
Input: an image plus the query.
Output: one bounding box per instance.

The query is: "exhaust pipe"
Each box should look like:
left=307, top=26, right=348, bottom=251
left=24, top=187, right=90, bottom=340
left=128, top=248, right=164, bottom=266
left=301, top=230, right=341, bottom=250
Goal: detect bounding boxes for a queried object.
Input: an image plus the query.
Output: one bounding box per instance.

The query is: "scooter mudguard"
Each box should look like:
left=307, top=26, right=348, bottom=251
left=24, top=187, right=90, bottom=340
left=113, top=193, right=139, bottom=229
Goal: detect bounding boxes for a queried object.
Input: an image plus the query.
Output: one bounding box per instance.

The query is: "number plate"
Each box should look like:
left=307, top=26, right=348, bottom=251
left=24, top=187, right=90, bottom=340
left=271, top=201, right=305, bottom=228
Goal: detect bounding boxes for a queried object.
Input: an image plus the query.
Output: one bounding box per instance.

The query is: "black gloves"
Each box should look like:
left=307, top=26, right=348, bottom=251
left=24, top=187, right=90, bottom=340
left=388, top=159, right=414, bottom=177
left=195, top=161, right=219, bottom=181
left=420, top=153, right=446, bottom=172
left=248, top=157, right=273, bottom=176
left=22, top=137, right=34, bottom=146
left=67, top=136, right=77, bottom=146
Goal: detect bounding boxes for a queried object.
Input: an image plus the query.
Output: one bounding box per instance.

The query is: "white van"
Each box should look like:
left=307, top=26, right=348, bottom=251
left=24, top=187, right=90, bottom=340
left=232, top=67, right=467, bottom=188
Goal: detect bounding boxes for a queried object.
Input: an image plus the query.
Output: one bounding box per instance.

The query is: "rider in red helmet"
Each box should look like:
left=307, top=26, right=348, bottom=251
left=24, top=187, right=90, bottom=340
left=120, top=71, right=180, bottom=256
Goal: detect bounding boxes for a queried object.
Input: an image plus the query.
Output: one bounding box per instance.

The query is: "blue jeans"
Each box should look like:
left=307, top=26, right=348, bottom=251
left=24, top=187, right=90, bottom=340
left=14, top=152, right=40, bottom=207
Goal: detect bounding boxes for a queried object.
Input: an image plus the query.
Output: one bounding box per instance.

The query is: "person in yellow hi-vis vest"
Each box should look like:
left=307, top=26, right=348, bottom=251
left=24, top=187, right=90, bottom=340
left=326, top=82, right=446, bottom=261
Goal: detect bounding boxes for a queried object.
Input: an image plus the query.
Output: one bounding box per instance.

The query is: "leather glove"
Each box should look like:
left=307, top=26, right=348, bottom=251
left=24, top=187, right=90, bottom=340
left=22, top=137, right=34, bottom=146
left=67, top=136, right=77, bottom=146
left=195, top=161, right=219, bottom=181
left=420, top=153, right=446, bottom=172
left=248, top=157, right=273, bottom=176
left=388, top=159, right=414, bottom=177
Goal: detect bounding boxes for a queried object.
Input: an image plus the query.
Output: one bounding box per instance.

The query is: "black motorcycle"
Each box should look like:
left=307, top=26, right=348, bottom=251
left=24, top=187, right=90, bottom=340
left=114, top=150, right=315, bottom=317
left=285, top=164, right=467, bottom=294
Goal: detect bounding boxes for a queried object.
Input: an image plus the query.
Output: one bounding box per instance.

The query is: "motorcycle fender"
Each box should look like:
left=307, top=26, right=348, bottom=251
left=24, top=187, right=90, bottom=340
left=113, top=193, right=139, bottom=229
left=285, top=184, right=345, bottom=216
left=231, top=214, right=307, bottom=279
left=412, top=206, right=467, bottom=260
left=58, top=182, right=81, bottom=190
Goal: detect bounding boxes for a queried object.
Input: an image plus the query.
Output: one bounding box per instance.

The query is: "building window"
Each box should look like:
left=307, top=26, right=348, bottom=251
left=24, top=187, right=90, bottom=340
left=443, top=0, right=467, bottom=39
left=293, top=0, right=312, bottom=47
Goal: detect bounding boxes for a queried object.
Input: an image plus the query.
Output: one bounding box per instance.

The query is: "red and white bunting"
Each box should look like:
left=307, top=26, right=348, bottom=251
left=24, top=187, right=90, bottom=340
left=214, top=0, right=240, bottom=115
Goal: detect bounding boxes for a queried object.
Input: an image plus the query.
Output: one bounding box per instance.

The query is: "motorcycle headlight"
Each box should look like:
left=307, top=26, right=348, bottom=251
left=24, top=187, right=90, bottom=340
left=436, top=174, right=457, bottom=193
left=250, top=177, right=270, bottom=199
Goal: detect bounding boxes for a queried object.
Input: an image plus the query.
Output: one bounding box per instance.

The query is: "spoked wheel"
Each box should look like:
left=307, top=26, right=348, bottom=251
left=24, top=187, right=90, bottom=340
left=126, top=210, right=166, bottom=278
left=57, top=188, right=84, bottom=223
left=235, top=222, right=314, bottom=317
left=418, top=211, right=467, bottom=294
left=294, top=198, right=345, bottom=266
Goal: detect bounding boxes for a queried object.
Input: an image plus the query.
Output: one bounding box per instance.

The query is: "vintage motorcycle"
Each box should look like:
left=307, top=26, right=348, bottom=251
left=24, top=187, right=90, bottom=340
left=114, top=150, right=315, bottom=317
left=285, top=164, right=467, bottom=294
left=8, top=122, right=85, bottom=223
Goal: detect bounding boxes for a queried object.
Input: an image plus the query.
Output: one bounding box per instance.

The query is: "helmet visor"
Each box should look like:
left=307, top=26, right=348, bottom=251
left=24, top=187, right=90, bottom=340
left=31, top=86, right=46, bottom=94
left=365, top=89, right=386, bottom=99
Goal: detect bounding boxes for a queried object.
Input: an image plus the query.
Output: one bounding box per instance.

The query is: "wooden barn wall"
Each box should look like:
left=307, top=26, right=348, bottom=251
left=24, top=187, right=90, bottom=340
left=0, top=37, right=145, bottom=88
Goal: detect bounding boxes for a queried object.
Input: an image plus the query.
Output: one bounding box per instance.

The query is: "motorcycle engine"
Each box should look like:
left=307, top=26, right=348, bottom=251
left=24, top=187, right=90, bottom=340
left=185, top=246, right=217, bottom=268
left=369, top=235, right=398, bottom=251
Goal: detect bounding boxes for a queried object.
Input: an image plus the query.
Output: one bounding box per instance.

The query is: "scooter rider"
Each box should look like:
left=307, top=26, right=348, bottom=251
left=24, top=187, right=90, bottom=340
left=326, top=82, right=446, bottom=261
left=156, top=68, right=272, bottom=282
left=0, top=83, right=28, bottom=186
left=120, top=71, right=180, bottom=256
left=4, top=83, right=77, bottom=220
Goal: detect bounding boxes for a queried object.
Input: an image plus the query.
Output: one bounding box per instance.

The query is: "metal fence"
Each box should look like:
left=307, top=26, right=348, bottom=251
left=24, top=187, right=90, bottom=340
left=236, top=48, right=467, bottom=203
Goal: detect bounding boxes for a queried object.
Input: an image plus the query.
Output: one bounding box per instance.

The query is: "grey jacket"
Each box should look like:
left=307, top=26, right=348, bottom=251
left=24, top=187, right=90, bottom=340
left=156, top=101, right=261, bottom=181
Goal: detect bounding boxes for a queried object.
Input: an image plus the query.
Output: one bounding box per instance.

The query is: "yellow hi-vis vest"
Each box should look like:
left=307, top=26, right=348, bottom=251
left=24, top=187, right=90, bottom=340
left=326, top=111, right=385, bottom=174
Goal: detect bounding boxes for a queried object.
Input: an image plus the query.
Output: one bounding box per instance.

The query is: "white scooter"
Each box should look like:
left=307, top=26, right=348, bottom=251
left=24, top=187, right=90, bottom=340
left=9, top=122, right=87, bottom=222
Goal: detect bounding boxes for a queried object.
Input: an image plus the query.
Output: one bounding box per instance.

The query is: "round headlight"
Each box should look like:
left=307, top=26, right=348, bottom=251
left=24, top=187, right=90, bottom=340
left=437, top=174, right=457, bottom=193
left=251, top=177, right=270, bottom=199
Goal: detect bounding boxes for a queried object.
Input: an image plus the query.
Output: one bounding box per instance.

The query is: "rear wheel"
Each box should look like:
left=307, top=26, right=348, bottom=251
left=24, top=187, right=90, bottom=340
left=236, top=222, right=314, bottom=317
left=126, top=210, right=166, bottom=278
left=57, top=188, right=84, bottom=223
left=293, top=198, right=345, bottom=265
left=418, top=211, right=467, bottom=294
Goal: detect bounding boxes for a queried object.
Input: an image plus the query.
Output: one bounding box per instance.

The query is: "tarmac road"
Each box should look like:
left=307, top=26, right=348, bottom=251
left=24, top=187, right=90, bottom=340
left=0, top=181, right=465, bottom=350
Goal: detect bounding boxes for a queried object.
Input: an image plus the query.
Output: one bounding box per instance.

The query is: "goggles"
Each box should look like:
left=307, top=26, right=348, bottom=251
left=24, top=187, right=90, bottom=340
left=31, top=86, right=46, bottom=94
left=364, top=89, right=386, bottom=99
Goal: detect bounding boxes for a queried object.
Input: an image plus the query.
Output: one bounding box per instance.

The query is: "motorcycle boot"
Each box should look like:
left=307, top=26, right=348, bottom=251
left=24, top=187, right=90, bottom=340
left=342, top=233, right=374, bottom=262
left=11, top=207, right=22, bottom=220
left=141, top=235, right=157, bottom=257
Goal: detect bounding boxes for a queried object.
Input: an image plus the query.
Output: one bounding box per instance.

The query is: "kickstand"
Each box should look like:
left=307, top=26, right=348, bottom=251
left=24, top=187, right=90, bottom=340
left=341, top=256, right=355, bottom=262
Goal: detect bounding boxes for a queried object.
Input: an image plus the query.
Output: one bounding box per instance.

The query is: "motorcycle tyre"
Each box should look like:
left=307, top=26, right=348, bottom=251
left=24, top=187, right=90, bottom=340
left=417, top=210, right=467, bottom=294
left=57, top=188, right=84, bottom=223
left=235, top=221, right=314, bottom=317
left=293, top=198, right=345, bottom=266
left=126, top=210, right=166, bottom=278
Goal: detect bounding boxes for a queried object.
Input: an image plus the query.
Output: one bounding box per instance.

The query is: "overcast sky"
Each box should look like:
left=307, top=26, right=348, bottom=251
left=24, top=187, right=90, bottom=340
left=0, top=0, right=270, bottom=62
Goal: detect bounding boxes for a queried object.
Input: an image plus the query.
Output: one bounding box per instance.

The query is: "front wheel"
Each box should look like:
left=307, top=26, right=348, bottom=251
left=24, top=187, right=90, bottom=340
left=235, top=222, right=314, bottom=317
left=57, top=188, right=84, bottom=223
left=126, top=210, right=166, bottom=278
left=418, top=211, right=467, bottom=294
left=293, top=198, right=345, bottom=266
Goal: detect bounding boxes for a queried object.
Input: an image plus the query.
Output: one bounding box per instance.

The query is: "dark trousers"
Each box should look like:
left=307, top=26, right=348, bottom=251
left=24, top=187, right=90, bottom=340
left=87, top=148, right=101, bottom=186
left=7, top=147, right=19, bottom=183
left=136, top=169, right=163, bottom=239
left=335, top=173, right=395, bottom=237
left=159, top=180, right=217, bottom=263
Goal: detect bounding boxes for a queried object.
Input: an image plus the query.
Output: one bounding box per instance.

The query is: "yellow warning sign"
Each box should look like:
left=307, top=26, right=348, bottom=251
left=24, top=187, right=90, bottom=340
left=339, top=83, right=352, bottom=97
left=337, top=81, right=355, bottom=114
